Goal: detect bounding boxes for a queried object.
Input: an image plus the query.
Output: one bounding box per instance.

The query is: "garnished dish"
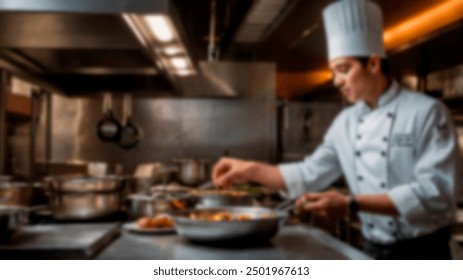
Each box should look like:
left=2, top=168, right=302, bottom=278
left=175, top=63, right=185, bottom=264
left=123, top=214, right=176, bottom=234
left=136, top=215, right=174, bottom=229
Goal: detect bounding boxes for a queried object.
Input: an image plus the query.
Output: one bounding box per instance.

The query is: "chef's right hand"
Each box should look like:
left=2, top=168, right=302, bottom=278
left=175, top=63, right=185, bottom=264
left=212, top=157, right=256, bottom=189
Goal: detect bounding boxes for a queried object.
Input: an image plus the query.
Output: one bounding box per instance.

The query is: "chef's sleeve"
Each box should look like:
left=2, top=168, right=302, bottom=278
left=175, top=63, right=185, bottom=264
left=278, top=115, right=343, bottom=199
left=388, top=101, right=459, bottom=225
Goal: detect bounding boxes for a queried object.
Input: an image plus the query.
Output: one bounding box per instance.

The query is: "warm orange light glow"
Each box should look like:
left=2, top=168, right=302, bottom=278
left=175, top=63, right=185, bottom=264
left=384, top=0, right=463, bottom=50
left=280, top=1, right=463, bottom=98
left=277, top=70, right=332, bottom=99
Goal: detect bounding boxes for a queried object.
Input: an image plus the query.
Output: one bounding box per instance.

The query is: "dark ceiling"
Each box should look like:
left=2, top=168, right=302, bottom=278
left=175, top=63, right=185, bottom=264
left=173, top=0, right=460, bottom=73
left=0, top=0, right=460, bottom=97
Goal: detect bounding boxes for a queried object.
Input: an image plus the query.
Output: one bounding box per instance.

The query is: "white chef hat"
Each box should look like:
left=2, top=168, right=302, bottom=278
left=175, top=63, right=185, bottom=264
left=322, top=0, right=386, bottom=61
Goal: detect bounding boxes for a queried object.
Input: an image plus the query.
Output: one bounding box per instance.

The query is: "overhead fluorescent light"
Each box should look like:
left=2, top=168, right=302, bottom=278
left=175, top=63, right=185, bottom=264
left=164, top=46, right=183, bottom=56
left=144, top=15, right=174, bottom=42
left=174, top=69, right=195, bottom=76
left=170, top=57, right=188, bottom=69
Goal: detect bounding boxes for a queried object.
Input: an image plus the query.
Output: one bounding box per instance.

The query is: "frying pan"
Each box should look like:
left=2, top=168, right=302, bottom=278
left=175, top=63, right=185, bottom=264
left=169, top=200, right=294, bottom=243
left=118, top=94, right=140, bottom=149
left=97, top=93, right=122, bottom=142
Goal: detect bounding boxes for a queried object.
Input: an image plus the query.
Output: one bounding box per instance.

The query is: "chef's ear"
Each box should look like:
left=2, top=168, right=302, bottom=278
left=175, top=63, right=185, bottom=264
left=368, top=55, right=382, bottom=74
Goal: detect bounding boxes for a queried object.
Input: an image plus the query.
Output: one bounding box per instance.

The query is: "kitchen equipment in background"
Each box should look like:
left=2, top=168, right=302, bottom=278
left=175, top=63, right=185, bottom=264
left=97, top=92, right=122, bottom=142
left=0, top=205, right=27, bottom=242
left=280, top=102, right=342, bottom=162
left=0, top=182, right=47, bottom=207
left=0, top=175, right=12, bottom=182
left=87, top=162, right=123, bottom=177
left=46, top=176, right=124, bottom=220
left=118, top=94, right=140, bottom=149
left=173, top=158, right=209, bottom=186
left=126, top=163, right=177, bottom=194
left=87, top=162, right=108, bottom=177
left=127, top=185, right=197, bottom=219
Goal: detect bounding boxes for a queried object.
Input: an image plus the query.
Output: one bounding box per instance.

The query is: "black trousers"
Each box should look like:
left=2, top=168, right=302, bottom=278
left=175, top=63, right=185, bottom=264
left=363, top=227, right=452, bottom=260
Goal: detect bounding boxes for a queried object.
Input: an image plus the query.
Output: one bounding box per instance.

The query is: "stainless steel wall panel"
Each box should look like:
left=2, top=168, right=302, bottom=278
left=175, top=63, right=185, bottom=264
left=42, top=94, right=276, bottom=173
left=281, top=102, right=342, bottom=162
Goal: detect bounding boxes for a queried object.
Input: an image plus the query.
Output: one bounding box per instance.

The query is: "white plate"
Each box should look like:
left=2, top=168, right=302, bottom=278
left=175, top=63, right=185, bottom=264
left=122, top=222, right=176, bottom=234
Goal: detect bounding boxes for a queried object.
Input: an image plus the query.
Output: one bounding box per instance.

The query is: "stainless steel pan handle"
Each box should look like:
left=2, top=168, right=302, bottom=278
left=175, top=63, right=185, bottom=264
left=274, top=198, right=297, bottom=213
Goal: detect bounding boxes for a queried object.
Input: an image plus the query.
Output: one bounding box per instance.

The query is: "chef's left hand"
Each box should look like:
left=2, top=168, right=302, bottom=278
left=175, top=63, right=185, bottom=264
left=295, top=191, right=349, bottom=219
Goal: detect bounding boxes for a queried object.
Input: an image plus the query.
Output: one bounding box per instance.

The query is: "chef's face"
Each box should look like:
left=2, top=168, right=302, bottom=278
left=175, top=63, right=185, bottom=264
left=329, top=57, right=375, bottom=103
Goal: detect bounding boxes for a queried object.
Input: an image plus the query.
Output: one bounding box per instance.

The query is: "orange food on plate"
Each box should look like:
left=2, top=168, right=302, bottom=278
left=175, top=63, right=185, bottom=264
left=137, top=215, right=174, bottom=229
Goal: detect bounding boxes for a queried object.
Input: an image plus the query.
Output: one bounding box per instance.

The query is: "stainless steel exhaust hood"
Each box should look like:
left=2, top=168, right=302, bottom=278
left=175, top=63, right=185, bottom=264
left=175, top=60, right=276, bottom=98
left=0, top=0, right=177, bottom=94
left=0, top=0, right=276, bottom=98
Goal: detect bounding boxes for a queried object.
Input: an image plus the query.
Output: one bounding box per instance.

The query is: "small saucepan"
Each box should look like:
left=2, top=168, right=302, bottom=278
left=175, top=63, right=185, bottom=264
left=97, top=92, right=122, bottom=142
left=127, top=189, right=197, bottom=219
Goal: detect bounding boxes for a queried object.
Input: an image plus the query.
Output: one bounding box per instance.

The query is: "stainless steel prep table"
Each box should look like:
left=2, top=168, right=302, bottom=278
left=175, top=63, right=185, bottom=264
left=96, top=224, right=371, bottom=260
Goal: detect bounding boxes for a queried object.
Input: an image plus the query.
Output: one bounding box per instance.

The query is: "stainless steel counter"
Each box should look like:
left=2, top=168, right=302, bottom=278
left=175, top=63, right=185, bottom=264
left=96, top=224, right=371, bottom=260
left=0, top=223, right=120, bottom=259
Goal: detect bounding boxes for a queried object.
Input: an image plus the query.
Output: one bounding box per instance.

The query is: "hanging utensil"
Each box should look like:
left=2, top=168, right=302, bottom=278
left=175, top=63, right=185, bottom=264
left=97, top=92, right=122, bottom=142
left=118, top=93, right=140, bottom=149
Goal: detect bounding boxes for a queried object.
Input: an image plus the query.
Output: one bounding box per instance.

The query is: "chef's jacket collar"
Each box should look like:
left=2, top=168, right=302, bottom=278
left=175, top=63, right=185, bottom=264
left=356, top=80, right=400, bottom=117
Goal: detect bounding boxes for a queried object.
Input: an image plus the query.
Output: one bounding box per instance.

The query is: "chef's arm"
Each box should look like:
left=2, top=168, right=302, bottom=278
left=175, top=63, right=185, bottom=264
left=214, top=113, right=344, bottom=191
left=248, top=162, right=287, bottom=189
left=296, top=191, right=399, bottom=218
left=212, top=158, right=287, bottom=189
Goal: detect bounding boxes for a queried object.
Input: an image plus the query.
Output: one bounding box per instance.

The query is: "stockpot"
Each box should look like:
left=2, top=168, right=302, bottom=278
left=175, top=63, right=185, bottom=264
left=172, top=158, right=209, bottom=186
left=0, top=182, right=47, bottom=207
left=46, top=176, right=124, bottom=220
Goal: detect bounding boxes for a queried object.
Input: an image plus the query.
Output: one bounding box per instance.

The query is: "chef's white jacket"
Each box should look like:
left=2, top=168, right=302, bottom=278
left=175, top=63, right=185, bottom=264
left=279, top=81, right=460, bottom=244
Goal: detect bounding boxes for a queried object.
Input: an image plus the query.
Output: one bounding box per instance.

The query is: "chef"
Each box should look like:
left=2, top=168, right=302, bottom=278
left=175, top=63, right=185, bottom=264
left=212, top=0, right=460, bottom=259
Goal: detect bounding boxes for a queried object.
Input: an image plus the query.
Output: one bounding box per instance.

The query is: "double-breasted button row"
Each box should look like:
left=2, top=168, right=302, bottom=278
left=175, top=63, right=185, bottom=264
left=355, top=150, right=387, bottom=157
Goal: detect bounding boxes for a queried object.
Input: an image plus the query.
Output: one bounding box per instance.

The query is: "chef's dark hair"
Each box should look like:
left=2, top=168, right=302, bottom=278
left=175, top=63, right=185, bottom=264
left=354, top=56, right=391, bottom=77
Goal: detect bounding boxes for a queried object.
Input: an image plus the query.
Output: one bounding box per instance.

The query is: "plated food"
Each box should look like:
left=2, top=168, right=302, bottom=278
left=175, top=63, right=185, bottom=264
left=136, top=214, right=174, bottom=229
left=123, top=214, right=176, bottom=234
